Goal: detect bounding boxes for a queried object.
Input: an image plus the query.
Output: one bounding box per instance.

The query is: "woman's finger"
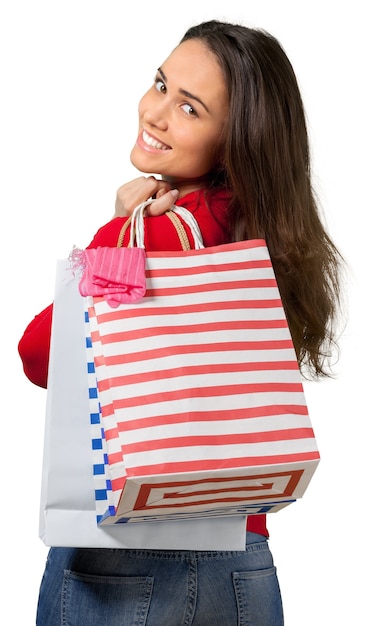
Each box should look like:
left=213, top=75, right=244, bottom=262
left=146, top=189, right=179, bottom=215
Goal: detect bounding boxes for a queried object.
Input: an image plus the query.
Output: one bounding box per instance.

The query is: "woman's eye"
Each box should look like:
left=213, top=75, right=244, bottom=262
left=155, top=79, right=166, bottom=93
left=181, top=103, right=197, bottom=116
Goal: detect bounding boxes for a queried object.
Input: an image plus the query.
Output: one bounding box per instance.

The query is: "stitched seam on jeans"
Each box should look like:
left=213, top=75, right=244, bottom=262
left=61, top=570, right=70, bottom=626
left=183, top=559, right=197, bottom=626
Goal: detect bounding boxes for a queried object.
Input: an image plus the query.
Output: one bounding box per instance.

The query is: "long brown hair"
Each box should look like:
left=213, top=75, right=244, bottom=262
left=182, top=20, right=343, bottom=379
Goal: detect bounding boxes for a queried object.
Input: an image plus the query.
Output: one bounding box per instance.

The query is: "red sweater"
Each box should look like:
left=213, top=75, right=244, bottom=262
left=18, top=188, right=268, bottom=537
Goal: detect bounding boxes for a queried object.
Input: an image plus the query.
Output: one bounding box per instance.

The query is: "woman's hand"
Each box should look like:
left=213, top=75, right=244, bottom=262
left=113, top=176, right=179, bottom=218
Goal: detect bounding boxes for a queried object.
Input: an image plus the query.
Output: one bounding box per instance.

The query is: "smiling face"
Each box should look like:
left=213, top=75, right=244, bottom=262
left=130, top=39, right=229, bottom=189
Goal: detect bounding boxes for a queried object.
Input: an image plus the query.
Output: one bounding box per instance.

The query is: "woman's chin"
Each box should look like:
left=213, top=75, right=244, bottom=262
left=130, top=148, right=164, bottom=176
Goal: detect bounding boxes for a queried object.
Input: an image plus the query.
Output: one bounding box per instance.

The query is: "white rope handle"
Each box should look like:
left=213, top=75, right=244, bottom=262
left=128, top=199, right=205, bottom=250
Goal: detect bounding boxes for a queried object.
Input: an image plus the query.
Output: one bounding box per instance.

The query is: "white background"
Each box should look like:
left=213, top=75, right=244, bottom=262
left=1, top=1, right=376, bottom=624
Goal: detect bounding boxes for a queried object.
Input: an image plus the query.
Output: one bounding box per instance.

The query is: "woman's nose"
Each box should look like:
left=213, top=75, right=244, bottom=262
left=142, top=99, right=169, bottom=130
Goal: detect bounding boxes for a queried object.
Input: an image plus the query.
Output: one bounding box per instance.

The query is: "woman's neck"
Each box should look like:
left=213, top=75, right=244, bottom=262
left=161, top=174, right=211, bottom=198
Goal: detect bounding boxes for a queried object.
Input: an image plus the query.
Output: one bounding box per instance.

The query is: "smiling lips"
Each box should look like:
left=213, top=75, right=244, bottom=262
left=142, top=130, right=171, bottom=151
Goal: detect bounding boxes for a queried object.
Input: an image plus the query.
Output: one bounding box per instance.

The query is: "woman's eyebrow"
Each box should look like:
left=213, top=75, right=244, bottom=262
left=157, top=67, right=210, bottom=113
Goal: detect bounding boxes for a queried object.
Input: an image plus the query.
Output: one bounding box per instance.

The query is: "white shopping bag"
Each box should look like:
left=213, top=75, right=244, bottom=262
left=39, top=259, right=248, bottom=549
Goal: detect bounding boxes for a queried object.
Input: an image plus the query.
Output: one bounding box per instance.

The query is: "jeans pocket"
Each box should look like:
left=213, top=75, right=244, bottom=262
left=233, top=568, right=284, bottom=626
left=61, top=570, right=153, bottom=626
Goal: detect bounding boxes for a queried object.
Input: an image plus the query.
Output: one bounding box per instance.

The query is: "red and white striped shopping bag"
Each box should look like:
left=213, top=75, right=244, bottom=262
left=85, top=203, right=320, bottom=524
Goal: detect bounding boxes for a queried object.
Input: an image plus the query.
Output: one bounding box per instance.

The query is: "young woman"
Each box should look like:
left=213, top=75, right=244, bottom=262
left=19, top=20, right=342, bottom=626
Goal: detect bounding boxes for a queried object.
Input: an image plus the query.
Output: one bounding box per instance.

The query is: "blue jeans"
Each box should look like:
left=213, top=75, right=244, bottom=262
left=36, top=532, right=284, bottom=625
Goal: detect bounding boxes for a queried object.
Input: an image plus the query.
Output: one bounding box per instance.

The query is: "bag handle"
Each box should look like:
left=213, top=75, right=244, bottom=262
left=116, top=199, right=204, bottom=250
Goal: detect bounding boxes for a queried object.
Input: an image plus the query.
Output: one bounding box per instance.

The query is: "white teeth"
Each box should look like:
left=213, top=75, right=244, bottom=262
left=142, top=130, right=169, bottom=150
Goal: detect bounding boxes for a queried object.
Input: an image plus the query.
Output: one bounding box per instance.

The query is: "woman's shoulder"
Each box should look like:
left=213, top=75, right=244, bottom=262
left=86, top=217, right=130, bottom=249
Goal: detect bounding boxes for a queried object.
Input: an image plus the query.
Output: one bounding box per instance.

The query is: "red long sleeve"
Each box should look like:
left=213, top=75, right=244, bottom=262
left=18, top=304, right=53, bottom=389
